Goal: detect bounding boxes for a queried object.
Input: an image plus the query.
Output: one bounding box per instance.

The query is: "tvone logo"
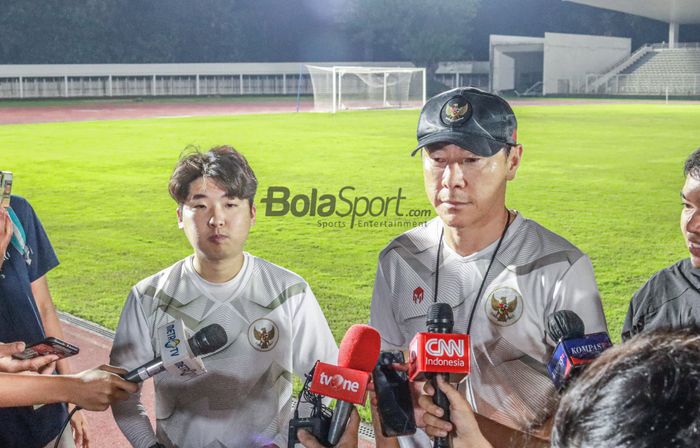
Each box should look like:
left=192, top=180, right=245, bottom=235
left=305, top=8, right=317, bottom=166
left=319, top=371, right=360, bottom=393
left=426, top=338, right=464, bottom=357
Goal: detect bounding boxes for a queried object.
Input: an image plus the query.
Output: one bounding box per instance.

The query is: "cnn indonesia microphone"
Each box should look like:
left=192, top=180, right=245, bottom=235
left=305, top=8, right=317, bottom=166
left=546, top=310, right=612, bottom=391
left=409, top=303, right=470, bottom=448
left=123, top=321, right=228, bottom=383
left=309, top=324, right=381, bottom=446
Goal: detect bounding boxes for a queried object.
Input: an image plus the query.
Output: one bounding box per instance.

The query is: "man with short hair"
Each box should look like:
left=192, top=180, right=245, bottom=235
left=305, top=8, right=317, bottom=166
left=622, top=147, right=700, bottom=340
left=110, top=146, right=338, bottom=448
left=369, top=88, right=608, bottom=446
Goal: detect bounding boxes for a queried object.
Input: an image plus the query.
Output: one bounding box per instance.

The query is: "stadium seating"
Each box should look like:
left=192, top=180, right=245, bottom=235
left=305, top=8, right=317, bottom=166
left=611, top=46, right=700, bottom=96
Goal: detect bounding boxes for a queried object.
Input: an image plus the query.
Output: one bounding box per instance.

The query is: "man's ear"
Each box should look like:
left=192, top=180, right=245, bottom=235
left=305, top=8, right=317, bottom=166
left=250, top=203, right=256, bottom=226
left=177, top=205, right=184, bottom=229
left=506, top=144, right=523, bottom=181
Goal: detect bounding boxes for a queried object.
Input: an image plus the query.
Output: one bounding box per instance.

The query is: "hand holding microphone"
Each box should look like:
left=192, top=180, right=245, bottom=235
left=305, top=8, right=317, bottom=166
left=51, top=322, right=227, bottom=448
left=419, top=376, right=493, bottom=448
left=296, top=408, right=360, bottom=448
left=290, top=324, right=380, bottom=447
left=409, top=303, right=470, bottom=448
left=65, top=365, right=139, bottom=411
left=313, top=324, right=381, bottom=445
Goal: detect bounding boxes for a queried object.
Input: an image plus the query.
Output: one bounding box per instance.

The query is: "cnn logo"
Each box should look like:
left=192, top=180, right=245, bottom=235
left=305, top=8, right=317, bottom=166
left=426, top=338, right=464, bottom=357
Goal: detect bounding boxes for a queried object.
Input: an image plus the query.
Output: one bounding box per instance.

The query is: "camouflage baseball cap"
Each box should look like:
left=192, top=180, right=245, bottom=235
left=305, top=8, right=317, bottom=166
left=411, top=87, right=518, bottom=157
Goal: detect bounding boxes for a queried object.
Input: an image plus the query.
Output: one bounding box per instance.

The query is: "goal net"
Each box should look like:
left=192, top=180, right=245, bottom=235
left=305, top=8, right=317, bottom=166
left=306, top=65, right=426, bottom=113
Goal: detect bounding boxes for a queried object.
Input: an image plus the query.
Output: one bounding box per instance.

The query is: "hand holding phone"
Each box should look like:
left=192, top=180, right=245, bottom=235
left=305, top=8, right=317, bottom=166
left=372, top=351, right=417, bottom=437
left=0, top=341, right=60, bottom=373
left=12, top=337, right=79, bottom=361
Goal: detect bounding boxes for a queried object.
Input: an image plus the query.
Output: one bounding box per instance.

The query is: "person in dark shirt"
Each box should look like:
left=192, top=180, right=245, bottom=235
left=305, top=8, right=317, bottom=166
left=622, top=147, right=700, bottom=340
left=0, top=196, right=88, bottom=447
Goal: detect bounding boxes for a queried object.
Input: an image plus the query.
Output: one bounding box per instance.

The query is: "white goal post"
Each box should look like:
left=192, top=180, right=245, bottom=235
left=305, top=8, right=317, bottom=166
left=306, top=65, right=426, bottom=113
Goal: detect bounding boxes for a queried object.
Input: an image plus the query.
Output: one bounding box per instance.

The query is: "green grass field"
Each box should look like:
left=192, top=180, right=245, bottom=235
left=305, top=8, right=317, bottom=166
left=2, top=103, right=700, bottom=343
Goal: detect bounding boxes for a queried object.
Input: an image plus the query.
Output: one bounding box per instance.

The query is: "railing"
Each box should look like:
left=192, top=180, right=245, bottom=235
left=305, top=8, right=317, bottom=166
left=586, top=45, right=652, bottom=93
left=0, top=73, right=314, bottom=99
left=652, top=42, right=700, bottom=50
left=559, top=73, right=700, bottom=96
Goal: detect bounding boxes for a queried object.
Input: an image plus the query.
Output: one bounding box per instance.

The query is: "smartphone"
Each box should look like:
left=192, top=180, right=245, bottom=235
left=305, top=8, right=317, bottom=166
left=12, top=337, right=80, bottom=360
left=372, top=351, right=417, bottom=437
left=0, top=171, right=12, bottom=209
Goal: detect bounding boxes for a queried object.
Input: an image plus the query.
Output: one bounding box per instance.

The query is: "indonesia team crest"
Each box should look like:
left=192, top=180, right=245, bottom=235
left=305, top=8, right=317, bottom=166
left=485, top=287, right=523, bottom=326
left=248, top=318, right=279, bottom=352
left=440, top=95, right=472, bottom=126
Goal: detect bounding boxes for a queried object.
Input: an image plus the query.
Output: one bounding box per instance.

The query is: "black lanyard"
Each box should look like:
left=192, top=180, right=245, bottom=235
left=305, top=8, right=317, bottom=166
left=433, top=210, right=513, bottom=335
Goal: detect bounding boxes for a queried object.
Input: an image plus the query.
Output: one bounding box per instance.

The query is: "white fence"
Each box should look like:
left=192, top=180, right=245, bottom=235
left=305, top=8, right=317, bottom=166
left=0, top=62, right=417, bottom=100
left=0, top=73, right=313, bottom=99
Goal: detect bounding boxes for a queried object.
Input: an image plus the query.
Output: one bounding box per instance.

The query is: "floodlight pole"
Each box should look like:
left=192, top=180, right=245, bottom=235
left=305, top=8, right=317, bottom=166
left=422, top=68, right=427, bottom=105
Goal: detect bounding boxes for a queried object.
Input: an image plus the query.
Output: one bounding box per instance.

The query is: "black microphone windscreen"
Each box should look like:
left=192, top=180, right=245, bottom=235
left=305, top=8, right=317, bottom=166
left=188, top=324, right=227, bottom=357
left=547, top=310, right=585, bottom=342
left=427, top=303, right=454, bottom=332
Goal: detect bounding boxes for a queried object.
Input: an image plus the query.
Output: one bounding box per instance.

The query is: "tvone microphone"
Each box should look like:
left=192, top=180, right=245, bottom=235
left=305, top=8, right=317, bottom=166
left=317, top=324, right=381, bottom=446
left=546, top=310, right=612, bottom=391
left=123, top=323, right=227, bottom=383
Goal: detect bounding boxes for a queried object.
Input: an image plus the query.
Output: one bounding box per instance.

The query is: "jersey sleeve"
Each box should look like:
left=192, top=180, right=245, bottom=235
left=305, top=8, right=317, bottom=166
left=546, top=254, right=608, bottom=335
left=109, top=287, right=159, bottom=448
left=291, top=285, right=338, bottom=378
left=369, top=256, right=406, bottom=350
left=621, top=280, right=651, bottom=341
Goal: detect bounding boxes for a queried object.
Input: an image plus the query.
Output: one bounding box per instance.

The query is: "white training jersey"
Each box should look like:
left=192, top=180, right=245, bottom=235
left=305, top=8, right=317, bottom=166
left=370, top=214, right=607, bottom=445
left=110, top=252, right=338, bottom=448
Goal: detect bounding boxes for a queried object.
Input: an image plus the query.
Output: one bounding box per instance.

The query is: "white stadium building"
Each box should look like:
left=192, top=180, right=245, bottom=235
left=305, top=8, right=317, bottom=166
left=491, top=0, right=700, bottom=96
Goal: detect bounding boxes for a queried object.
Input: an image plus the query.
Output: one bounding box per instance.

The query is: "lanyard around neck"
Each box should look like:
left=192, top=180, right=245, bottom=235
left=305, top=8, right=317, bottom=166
left=433, top=210, right=513, bottom=335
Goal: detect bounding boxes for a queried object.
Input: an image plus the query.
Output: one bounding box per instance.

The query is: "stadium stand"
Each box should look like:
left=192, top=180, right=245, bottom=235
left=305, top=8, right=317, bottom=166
left=589, top=44, right=700, bottom=96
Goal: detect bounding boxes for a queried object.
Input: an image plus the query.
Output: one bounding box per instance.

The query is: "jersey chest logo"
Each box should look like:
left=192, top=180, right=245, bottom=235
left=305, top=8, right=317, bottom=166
left=485, top=287, right=523, bottom=326
left=248, top=318, right=279, bottom=352
left=413, top=287, right=424, bottom=304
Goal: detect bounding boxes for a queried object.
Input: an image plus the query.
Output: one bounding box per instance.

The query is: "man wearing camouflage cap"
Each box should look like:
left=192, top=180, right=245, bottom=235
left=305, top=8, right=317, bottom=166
left=369, top=88, right=608, bottom=446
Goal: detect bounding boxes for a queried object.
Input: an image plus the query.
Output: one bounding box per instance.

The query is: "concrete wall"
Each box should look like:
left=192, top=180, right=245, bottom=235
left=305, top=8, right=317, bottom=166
left=489, top=35, right=545, bottom=92
left=492, top=52, right=516, bottom=91
left=542, top=32, right=631, bottom=94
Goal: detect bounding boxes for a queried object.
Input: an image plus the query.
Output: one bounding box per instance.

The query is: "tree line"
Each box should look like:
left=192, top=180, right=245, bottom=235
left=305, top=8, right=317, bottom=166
left=1, top=0, right=698, bottom=66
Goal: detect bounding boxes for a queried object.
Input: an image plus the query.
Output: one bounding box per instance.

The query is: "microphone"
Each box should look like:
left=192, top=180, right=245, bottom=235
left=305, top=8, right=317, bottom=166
left=428, top=304, right=453, bottom=448
left=123, top=323, right=227, bottom=383
left=546, top=310, right=612, bottom=391
left=315, top=324, right=381, bottom=446
left=408, top=303, right=467, bottom=448
left=408, top=304, right=469, bottom=447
